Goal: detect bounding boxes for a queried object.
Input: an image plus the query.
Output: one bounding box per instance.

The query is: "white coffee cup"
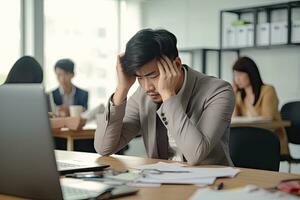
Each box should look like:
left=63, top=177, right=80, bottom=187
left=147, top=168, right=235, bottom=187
left=69, top=105, right=84, bottom=117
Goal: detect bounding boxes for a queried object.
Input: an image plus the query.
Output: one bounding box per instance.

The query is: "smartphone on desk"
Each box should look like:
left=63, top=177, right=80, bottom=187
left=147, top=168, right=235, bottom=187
left=65, top=171, right=105, bottom=178
left=99, top=185, right=139, bottom=200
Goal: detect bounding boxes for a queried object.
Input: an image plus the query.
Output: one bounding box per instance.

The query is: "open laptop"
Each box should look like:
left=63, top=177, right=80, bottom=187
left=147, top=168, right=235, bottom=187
left=0, top=84, right=124, bottom=199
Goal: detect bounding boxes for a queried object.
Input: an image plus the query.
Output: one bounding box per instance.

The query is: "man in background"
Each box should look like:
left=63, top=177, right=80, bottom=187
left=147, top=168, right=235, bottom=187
left=52, top=58, right=88, bottom=116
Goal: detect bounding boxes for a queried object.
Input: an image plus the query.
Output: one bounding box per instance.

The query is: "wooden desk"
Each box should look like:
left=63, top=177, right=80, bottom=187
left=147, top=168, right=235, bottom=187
left=53, top=120, right=291, bottom=151
left=53, top=128, right=95, bottom=151
left=1, top=151, right=299, bottom=200
left=231, top=120, right=291, bottom=129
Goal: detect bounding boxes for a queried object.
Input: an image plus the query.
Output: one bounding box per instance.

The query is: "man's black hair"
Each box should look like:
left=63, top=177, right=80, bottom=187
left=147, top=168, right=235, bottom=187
left=122, top=28, right=179, bottom=75
left=54, top=58, right=74, bottom=74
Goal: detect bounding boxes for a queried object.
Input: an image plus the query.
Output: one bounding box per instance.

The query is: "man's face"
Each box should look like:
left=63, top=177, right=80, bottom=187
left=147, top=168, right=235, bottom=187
left=55, top=67, right=74, bottom=88
left=135, top=59, right=162, bottom=103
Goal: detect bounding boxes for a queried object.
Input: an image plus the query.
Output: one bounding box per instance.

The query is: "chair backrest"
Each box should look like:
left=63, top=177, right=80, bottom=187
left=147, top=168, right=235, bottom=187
left=230, top=126, right=280, bottom=171
left=281, top=101, right=300, bottom=145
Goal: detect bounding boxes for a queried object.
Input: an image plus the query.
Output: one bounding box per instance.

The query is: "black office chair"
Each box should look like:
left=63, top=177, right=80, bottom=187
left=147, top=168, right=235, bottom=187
left=280, top=102, right=300, bottom=172
left=54, top=138, right=129, bottom=154
left=230, top=126, right=280, bottom=171
left=55, top=138, right=96, bottom=152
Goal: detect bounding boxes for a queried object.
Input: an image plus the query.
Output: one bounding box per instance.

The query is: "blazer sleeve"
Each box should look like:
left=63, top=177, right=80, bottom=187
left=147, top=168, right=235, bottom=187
left=157, top=82, right=235, bottom=165
left=94, top=92, right=141, bottom=156
left=260, top=86, right=279, bottom=118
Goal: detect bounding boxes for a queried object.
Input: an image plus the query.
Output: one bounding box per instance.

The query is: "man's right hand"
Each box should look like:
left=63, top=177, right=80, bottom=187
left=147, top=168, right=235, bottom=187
left=58, top=106, right=70, bottom=117
left=112, top=54, right=136, bottom=106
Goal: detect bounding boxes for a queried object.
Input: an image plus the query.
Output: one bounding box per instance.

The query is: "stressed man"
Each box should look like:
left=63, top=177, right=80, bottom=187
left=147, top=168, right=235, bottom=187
left=94, top=29, right=235, bottom=165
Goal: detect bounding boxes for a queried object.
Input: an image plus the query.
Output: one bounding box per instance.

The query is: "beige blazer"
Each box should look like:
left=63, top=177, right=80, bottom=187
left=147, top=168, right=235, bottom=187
left=94, top=66, right=235, bottom=166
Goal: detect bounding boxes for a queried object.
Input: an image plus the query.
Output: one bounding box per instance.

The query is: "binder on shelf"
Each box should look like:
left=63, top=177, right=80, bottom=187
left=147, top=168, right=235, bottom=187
left=292, top=20, right=300, bottom=43
left=256, top=23, right=270, bottom=46
left=236, top=26, right=247, bottom=47
left=271, top=22, right=288, bottom=45
left=225, top=26, right=236, bottom=48
left=246, top=24, right=254, bottom=47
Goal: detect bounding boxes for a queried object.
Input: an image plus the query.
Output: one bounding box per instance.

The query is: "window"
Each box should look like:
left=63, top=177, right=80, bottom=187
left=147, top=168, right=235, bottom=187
left=0, top=0, right=21, bottom=84
left=44, top=0, right=119, bottom=108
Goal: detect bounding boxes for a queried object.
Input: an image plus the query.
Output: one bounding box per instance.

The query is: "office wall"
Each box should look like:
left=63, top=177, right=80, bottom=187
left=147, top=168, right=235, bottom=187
left=141, top=0, right=300, bottom=107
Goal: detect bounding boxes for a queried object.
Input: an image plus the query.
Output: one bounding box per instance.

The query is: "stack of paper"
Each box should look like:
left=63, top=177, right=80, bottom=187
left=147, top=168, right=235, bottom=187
left=133, top=162, right=240, bottom=185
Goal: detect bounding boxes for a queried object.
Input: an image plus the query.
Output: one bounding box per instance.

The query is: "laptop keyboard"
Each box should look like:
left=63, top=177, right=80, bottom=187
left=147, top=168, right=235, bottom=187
left=62, top=186, right=101, bottom=200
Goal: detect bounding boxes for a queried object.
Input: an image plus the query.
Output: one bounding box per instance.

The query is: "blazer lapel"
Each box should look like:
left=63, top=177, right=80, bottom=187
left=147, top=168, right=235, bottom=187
left=53, top=88, right=63, bottom=106
left=73, top=87, right=78, bottom=105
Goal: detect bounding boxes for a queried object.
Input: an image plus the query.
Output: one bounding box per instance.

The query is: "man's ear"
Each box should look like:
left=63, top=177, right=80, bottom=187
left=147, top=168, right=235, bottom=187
left=174, top=57, right=182, bottom=69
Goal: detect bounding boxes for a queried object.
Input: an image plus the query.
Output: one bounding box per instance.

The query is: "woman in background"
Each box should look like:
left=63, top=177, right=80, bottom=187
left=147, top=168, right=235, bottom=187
left=232, top=56, right=289, bottom=155
left=5, top=56, right=43, bottom=84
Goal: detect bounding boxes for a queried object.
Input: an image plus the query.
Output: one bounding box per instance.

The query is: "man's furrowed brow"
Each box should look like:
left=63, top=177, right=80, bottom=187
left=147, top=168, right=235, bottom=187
left=135, top=71, right=157, bottom=77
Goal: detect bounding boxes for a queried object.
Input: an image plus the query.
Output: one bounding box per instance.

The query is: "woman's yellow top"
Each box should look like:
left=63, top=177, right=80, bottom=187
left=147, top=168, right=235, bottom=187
left=234, top=85, right=289, bottom=155
left=234, top=85, right=280, bottom=119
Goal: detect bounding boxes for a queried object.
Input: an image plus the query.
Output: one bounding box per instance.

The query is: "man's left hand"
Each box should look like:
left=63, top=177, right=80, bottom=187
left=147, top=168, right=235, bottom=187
left=157, top=56, right=182, bottom=101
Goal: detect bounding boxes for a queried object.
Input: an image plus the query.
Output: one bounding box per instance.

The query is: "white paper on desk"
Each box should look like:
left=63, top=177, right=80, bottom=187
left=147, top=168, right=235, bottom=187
left=137, top=177, right=216, bottom=185
left=231, top=116, right=272, bottom=123
left=135, top=162, right=240, bottom=179
left=83, top=122, right=97, bottom=130
left=134, top=162, right=240, bottom=185
left=134, top=162, right=187, bottom=171
left=189, top=185, right=299, bottom=200
left=127, top=182, right=161, bottom=187
left=144, top=167, right=239, bottom=180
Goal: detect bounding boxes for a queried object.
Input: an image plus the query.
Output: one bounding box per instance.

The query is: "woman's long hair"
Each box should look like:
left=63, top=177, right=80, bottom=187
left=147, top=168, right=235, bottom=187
left=5, top=56, right=43, bottom=84
left=233, top=56, right=264, bottom=105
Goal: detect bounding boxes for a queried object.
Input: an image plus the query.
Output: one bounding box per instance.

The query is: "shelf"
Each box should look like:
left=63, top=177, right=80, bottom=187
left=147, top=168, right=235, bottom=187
left=218, top=1, right=300, bottom=78
left=179, top=47, right=220, bottom=52
left=222, top=1, right=300, bottom=14
left=179, top=47, right=240, bottom=53
left=178, top=47, right=239, bottom=75
left=221, top=43, right=300, bottom=51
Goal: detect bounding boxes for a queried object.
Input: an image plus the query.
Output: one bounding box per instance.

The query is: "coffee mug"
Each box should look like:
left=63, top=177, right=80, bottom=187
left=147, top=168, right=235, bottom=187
left=69, top=105, right=84, bottom=117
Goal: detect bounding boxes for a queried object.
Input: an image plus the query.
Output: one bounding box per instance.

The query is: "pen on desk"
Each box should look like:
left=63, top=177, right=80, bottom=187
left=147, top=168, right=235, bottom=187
left=216, top=182, right=224, bottom=190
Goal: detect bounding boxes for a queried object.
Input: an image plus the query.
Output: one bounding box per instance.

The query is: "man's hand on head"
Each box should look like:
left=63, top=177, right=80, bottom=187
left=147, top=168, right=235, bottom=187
left=116, top=53, right=136, bottom=91
left=157, top=55, right=182, bottom=101
left=113, top=54, right=136, bottom=106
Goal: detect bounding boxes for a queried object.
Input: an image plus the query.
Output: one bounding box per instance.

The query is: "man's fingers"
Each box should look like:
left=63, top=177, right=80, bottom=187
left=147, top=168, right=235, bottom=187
left=162, top=55, right=173, bottom=67
left=173, top=60, right=180, bottom=74
left=162, top=56, right=177, bottom=76
left=157, top=59, right=166, bottom=76
left=159, top=57, right=172, bottom=76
